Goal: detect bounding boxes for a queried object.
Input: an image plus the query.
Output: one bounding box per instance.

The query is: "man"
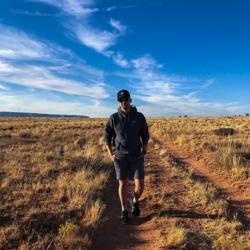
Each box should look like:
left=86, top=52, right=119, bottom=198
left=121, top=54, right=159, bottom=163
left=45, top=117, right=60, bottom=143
left=104, top=89, right=149, bottom=224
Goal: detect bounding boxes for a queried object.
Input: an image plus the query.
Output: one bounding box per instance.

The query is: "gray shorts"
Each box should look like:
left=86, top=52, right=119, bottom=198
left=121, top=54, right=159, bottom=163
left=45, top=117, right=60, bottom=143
left=113, top=154, right=144, bottom=180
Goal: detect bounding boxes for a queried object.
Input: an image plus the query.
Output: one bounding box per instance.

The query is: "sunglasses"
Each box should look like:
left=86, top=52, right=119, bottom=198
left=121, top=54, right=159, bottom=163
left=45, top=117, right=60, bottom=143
left=118, top=97, right=130, bottom=102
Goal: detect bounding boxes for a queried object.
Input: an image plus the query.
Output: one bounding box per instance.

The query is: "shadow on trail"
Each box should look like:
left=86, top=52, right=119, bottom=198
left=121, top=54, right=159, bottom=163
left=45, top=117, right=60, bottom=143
left=159, top=209, right=219, bottom=220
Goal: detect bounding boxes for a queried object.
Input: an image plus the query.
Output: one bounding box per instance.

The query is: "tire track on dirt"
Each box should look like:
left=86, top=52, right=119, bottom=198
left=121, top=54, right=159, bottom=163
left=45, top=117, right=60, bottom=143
left=151, top=133, right=250, bottom=228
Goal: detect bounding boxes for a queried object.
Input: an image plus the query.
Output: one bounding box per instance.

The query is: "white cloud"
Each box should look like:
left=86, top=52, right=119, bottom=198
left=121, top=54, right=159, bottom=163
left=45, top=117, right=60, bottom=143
left=114, top=54, right=247, bottom=116
left=0, top=93, right=114, bottom=117
left=0, top=63, right=109, bottom=98
left=74, top=23, right=118, bottom=53
left=112, top=52, right=130, bottom=68
left=11, top=10, right=56, bottom=17
left=29, top=0, right=133, bottom=73
left=0, top=61, right=13, bottom=72
left=132, top=54, right=163, bottom=71
left=109, top=18, right=127, bottom=35
left=31, top=0, right=97, bottom=17
left=202, top=78, right=215, bottom=89
left=0, top=23, right=109, bottom=99
left=106, top=6, right=117, bottom=12
left=106, top=5, right=136, bottom=12
left=31, top=0, right=129, bottom=67
left=0, top=23, right=75, bottom=64
left=0, top=24, right=52, bottom=60
left=0, top=84, right=8, bottom=90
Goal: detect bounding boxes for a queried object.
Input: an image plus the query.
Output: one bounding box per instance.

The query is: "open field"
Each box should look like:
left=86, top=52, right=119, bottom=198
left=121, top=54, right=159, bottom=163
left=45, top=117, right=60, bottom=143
left=150, top=116, right=250, bottom=181
left=0, top=116, right=250, bottom=249
left=0, top=118, right=110, bottom=249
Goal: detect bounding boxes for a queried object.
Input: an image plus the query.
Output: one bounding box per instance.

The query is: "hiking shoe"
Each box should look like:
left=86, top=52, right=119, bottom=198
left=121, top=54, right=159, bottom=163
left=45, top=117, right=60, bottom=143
left=131, top=199, right=140, bottom=217
left=121, top=209, right=129, bottom=224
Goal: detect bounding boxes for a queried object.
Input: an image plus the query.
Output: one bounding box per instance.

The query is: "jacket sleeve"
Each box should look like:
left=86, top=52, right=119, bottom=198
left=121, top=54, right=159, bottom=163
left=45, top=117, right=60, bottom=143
left=104, top=116, right=115, bottom=146
left=140, top=114, right=149, bottom=145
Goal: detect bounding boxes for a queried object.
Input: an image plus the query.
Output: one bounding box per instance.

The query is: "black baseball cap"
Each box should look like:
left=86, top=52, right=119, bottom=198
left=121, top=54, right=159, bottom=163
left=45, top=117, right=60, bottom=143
left=117, top=89, right=130, bottom=101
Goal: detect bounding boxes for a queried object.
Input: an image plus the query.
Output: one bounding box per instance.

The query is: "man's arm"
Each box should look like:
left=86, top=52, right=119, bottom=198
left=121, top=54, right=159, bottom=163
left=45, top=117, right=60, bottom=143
left=104, top=116, right=118, bottom=161
left=140, top=114, right=149, bottom=154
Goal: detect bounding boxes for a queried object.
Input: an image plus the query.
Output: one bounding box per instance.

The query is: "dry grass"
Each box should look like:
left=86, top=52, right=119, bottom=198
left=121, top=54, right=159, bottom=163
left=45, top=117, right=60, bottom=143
left=144, top=138, right=250, bottom=250
left=150, top=116, right=250, bottom=181
left=1, top=116, right=249, bottom=249
left=0, top=117, right=109, bottom=249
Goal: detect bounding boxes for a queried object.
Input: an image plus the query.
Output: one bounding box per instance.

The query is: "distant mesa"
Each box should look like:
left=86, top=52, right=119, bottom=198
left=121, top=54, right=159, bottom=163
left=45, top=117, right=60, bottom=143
left=0, top=111, right=89, bottom=118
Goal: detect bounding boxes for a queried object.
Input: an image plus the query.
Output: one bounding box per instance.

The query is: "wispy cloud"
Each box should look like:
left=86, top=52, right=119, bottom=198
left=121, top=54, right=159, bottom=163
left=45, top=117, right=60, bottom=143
left=106, top=5, right=136, bottom=12
left=30, top=0, right=97, bottom=17
left=31, top=0, right=129, bottom=68
left=109, top=18, right=127, bottom=35
left=114, top=54, right=247, bottom=116
left=11, top=9, right=56, bottom=17
left=111, top=52, right=130, bottom=68
left=0, top=63, right=108, bottom=98
left=132, top=54, right=163, bottom=71
left=0, top=23, right=109, bottom=98
left=73, top=23, right=119, bottom=53
left=70, top=18, right=127, bottom=55
left=202, top=78, right=215, bottom=89
left=0, top=61, right=12, bottom=72
left=0, top=23, right=54, bottom=60
left=0, top=84, right=8, bottom=90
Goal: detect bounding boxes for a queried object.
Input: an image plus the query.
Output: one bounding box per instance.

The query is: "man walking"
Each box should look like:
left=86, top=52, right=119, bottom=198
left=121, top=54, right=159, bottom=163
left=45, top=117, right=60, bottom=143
left=104, top=90, right=149, bottom=224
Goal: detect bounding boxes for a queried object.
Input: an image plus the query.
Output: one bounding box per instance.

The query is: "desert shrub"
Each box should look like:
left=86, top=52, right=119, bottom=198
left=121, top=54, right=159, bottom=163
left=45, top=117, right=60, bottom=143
left=57, top=221, right=90, bottom=248
left=59, top=221, right=80, bottom=238
left=213, top=128, right=235, bottom=136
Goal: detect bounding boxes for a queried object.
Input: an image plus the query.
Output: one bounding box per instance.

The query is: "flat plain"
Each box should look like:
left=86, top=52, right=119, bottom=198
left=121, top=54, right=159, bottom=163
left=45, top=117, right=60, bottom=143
left=0, top=116, right=249, bottom=249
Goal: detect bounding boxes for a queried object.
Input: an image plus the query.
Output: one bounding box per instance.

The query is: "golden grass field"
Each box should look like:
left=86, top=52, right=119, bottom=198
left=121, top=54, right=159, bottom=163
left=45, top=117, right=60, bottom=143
left=150, top=116, right=250, bottom=181
left=0, top=117, right=109, bottom=249
left=0, top=116, right=249, bottom=249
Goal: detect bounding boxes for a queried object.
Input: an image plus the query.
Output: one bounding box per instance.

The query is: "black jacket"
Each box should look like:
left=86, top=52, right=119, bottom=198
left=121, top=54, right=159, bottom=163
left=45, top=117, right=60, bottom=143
left=104, top=106, right=149, bottom=157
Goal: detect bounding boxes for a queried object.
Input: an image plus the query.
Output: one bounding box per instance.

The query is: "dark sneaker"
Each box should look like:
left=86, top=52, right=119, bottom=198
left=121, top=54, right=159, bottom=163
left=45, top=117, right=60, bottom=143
left=131, top=199, right=140, bottom=217
left=121, top=209, right=129, bottom=224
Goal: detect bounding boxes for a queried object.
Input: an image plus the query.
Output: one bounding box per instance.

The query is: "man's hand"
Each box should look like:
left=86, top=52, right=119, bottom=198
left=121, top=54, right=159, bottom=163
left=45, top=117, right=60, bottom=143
left=109, top=153, right=119, bottom=162
left=142, top=144, right=147, bottom=155
left=106, top=144, right=119, bottom=161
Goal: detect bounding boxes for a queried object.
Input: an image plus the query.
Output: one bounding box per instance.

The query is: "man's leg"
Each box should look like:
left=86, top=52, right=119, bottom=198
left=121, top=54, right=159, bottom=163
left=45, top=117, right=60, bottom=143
left=130, top=155, right=145, bottom=217
left=118, top=179, right=129, bottom=224
left=134, top=179, right=144, bottom=201
left=131, top=178, right=144, bottom=217
left=118, top=179, right=128, bottom=211
left=113, top=157, right=129, bottom=223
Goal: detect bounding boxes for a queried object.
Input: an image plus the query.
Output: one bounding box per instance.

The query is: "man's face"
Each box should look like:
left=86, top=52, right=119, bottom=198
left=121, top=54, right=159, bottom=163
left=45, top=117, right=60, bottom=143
left=118, top=97, right=131, bottom=112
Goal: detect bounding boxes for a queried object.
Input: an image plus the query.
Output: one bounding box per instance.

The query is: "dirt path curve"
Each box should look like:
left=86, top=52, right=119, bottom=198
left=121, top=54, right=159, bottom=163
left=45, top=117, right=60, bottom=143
left=91, top=151, right=160, bottom=250
left=151, top=133, right=250, bottom=226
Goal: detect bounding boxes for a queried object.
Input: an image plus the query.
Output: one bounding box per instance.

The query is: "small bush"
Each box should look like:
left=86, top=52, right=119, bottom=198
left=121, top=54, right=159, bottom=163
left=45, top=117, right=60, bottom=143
left=213, top=128, right=235, bottom=136
left=19, top=132, right=32, bottom=138
left=57, top=221, right=90, bottom=248
left=59, top=221, right=80, bottom=238
left=158, top=222, right=187, bottom=249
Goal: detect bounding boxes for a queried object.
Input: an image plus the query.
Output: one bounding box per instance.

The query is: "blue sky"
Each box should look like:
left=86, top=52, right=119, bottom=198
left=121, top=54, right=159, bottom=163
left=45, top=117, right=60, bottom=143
left=0, top=0, right=249, bottom=117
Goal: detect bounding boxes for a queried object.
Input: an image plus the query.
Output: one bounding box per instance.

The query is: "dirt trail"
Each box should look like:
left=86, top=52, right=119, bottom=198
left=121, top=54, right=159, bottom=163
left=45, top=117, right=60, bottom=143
left=151, top=133, right=250, bottom=226
left=90, top=180, right=157, bottom=250
left=91, top=148, right=167, bottom=250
